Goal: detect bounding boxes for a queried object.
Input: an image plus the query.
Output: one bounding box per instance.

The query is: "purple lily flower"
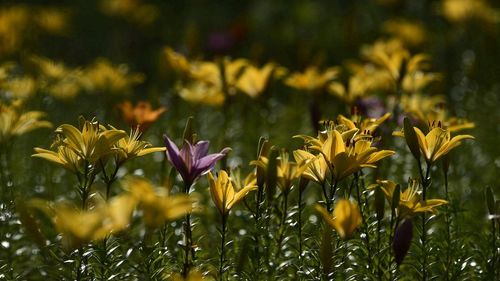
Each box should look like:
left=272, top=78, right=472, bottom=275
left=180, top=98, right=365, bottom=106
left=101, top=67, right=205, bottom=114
left=164, top=135, right=231, bottom=188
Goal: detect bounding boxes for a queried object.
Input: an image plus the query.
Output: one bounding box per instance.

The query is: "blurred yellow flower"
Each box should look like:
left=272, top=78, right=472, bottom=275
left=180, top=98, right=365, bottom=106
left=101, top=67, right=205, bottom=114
left=29, top=193, right=137, bottom=249
left=177, top=80, right=225, bottom=106
left=100, top=0, right=159, bottom=26
left=82, top=59, right=144, bottom=95
left=374, top=179, right=448, bottom=219
left=360, top=39, right=437, bottom=95
left=123, top=176, right=194, bottom=228
left=329, top=65, right=392, bottom=103
left=441, top=0, right=499, bottom=24
left=3, top=76, right=37, bottom=100
left=316, top=199, right=362, bottom=239
left=400, top=94, right=475, bottom=133
left=164, top=47, right=191, bottom=74
left=235, top=63, right=282, bottom=98
left=31, top=55, right=86, bottom=99
left=0, top=100, right=52, bottom=144
left=208, top=170, right=257, bottom=216
left=382, top=19, right=427, bottom=47
left=361, top=39, right=409, bottom=83
left=35, top=8, right=69, bottom=35
left=400, top=93, right=445, bottom=122
left=31, top=55, right=71, bottom=80
left=285, top=66, right=339, bottom=93
left=0, top=6, right=30, bottom=55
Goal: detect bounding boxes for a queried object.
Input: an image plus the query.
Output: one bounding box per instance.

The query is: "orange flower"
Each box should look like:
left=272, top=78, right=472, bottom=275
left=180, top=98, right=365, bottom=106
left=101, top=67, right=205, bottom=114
left=117, top=101, right=166, bottom=131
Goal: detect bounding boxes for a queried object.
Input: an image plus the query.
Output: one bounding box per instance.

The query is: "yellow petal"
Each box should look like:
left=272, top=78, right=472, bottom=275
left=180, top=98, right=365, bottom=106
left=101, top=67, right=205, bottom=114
left=413, top=127, right=430, bottom=160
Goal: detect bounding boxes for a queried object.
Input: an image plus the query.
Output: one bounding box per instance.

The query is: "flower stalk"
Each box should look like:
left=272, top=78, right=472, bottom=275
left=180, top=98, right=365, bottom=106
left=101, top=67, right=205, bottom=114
left=219, top=213, right=227, bottom=281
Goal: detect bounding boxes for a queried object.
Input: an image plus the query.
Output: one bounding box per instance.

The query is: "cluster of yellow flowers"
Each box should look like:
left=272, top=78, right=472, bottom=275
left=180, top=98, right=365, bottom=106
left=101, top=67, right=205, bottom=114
left=0, top=6, right=69, bottom=56
left=165, top=47, right=286, bottom=105
left=0, top=56, right=144, bottom=101
left=33, top=117, right=164, bottom=175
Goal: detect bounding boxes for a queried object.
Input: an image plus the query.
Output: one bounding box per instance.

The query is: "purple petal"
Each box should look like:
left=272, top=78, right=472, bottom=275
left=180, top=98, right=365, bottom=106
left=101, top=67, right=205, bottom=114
left=180, top=140, right=195, bottom=171
left=163, top=135, right=189, bottom=181
left=194, top=149, right=230, bottom=176
left=194, top=141, right=210, bottom=160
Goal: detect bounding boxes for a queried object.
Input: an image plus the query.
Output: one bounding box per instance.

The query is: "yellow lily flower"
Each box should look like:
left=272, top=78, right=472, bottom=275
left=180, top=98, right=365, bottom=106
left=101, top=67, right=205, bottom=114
left=337, top=112, right=391, bottom=137
left=293, top=149, right=328, bottom=184
left=0, top=100, right=52, bottom=144
left=54, top=118, right=127, bottom=165
left=374, top=179, right=448, bottom=219
left=311, top=130, right=395, bottom=181
left=208, top=170, right=257, bottom=216
left=276, top=150, right=311, bottom=191
left=316, top=199, right=362, bottom=239
left=33, top=145, right=83, bottom=173
left=123, top=176, right=194, bottom=228
left=413, top=126, right=474, bottom=164
left=285, top=66, right=339, bottom=93
left=294, top=121, right=358, bottom=149
left=114, top=127, right=166, bottom=164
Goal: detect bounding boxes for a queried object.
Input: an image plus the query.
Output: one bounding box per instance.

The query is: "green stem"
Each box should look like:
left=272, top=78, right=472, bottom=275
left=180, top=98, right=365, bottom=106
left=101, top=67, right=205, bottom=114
left=388, top=212, right=399, bottom=280
left=328, top=179, right=338, bottom=212
left=420, top=164, right=431, bottom=281
left=298, top=187, right=303, bottom=263
left=355, top=173, right=372, bottom=267
left=275, top=190, right=289, bottom=258
left=182, top=182, right=194, bottom=278
left=219, top=214, right=228, bottom=281
left=100, top=159, right=120, bottom=201
left=444, top=169, right=451, bottom=281
left=491, top=218, right=497, bottom=279
left=253, top=180, right=264, bottom=272
left=320, top=180, right=331, bottom=212
left=377, top=219, right=382, bottom=281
